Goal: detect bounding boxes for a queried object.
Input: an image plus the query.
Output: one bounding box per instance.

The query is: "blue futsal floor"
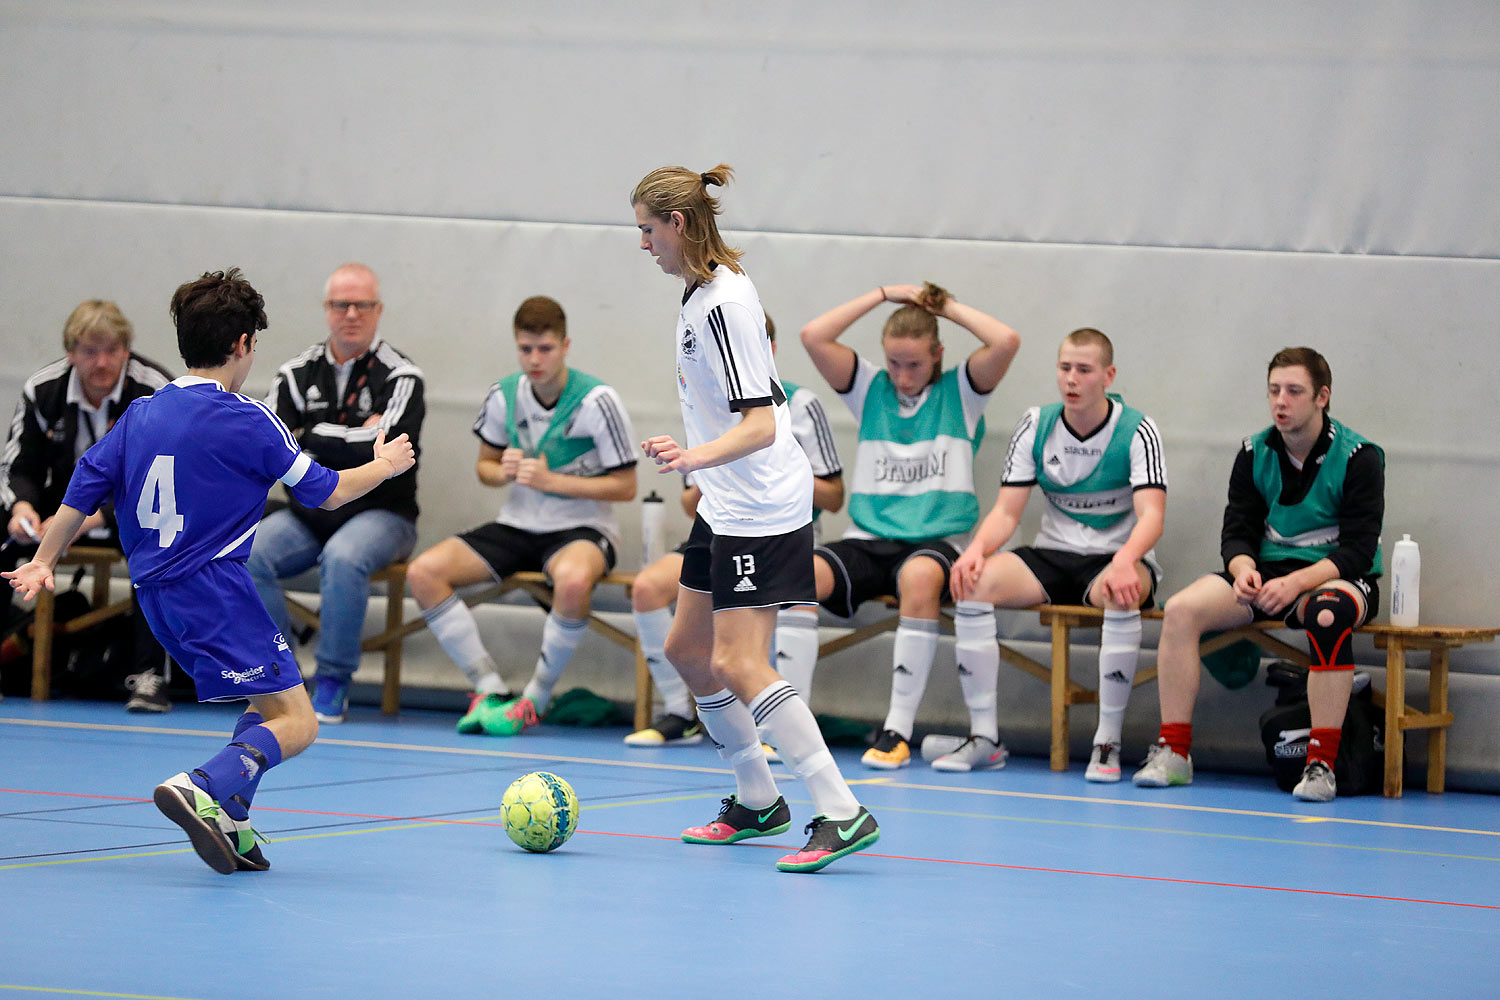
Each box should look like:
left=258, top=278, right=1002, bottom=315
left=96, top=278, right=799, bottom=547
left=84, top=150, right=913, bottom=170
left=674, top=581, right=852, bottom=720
left=2, top=698, right=1497, bottom=1000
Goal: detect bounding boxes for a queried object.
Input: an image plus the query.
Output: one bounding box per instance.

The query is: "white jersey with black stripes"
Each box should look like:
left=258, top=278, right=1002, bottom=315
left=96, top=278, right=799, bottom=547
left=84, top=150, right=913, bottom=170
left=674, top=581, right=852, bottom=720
left=473, top=374, right=637, bottom=548
left=674, top=265, right=811, bottom=536
left=1002, top=400, right=1168, bottom=564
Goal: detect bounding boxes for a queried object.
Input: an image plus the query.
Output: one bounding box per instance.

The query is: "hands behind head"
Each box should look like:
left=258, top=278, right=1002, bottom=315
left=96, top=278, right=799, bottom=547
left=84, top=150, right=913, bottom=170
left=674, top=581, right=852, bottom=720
left=372, top=429, right=416, bottom=477
left=882, top=282, right=951, bottom=315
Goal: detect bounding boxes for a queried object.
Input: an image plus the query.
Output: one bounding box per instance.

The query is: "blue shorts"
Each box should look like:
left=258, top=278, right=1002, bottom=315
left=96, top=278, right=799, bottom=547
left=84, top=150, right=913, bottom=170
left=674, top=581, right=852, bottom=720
left=134, top=561, right=304, bottom=702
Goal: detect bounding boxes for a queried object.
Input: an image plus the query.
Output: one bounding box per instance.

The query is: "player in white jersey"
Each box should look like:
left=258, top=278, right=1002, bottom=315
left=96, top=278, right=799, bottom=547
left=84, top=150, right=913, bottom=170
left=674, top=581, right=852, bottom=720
left=5, top=269, right=414, bottom=874
left=405, top=296, right=638, bottom=736
left=798, top=281, right=1021, bottom=772
left=633, top=163, right=877, bottom=873
left=951, top=329, right=1167, bottom=780
left=625, top=314, right=844, bottom=748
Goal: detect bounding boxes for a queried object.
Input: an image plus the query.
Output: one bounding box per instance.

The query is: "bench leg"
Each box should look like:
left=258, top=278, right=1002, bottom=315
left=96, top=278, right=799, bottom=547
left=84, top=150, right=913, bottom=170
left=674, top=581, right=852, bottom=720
left=31, top=589, right=55, bottom=701
left=1383, top=637, right=1406, bottom=798
left=380, top=567, right=406, bottom=716
left=1426, top=646, right=1450, bottom=794
left=1050, top=618, right=1070, bottom=771
left=634, top=644, right=653, bottom=733
left=90, top=563, right=111, bottom=608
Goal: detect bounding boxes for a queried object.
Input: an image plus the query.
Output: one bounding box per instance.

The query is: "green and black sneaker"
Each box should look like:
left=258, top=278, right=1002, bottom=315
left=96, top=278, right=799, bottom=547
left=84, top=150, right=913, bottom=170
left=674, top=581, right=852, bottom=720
left=681, top=795, right=791, bottom=844
left=775, top=807, right=880, bottom=873
left=153, top=772, right=237, bottom=875
left=216, top=796, right=270, bottom=871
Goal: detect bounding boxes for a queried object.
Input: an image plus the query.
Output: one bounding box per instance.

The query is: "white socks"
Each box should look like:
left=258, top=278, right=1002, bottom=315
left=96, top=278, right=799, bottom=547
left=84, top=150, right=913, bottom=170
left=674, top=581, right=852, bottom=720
left=423, top=594, right=508, bottom=694
left=953, top=601, right=1001, bottom=743
left=772, top=606, right=820, bottom=701
left=521, top=613, right=589, bottom=714
left=633, top=606, right=692, bottom=718
left=750, top=680, right=859, bottom=821
left=1092, top=609, right=1142, bottom=746
left=881, top=617, right=940, bottom=740
left=694, top=689, right=780, bottom=809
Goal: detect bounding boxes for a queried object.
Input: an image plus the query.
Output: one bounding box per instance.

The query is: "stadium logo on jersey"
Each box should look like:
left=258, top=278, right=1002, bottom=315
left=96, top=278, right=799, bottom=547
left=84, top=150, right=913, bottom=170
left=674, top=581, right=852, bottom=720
left=681, top=325, right=697, bottom=357
left=733, top=576, right=757, bottom=593
left=873, top=452, right=948, bottom=484
left=221, top=665, right=267, bottom=685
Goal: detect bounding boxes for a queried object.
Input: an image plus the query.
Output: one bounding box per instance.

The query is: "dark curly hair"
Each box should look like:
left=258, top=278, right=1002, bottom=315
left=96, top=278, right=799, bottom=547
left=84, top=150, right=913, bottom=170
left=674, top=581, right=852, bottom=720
left=170, top=268, right=268, bottom=368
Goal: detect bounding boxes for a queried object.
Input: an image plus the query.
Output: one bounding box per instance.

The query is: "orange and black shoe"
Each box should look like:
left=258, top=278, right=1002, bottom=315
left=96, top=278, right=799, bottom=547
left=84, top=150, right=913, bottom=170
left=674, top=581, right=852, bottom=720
left=860, top=729, right=911, bottom=770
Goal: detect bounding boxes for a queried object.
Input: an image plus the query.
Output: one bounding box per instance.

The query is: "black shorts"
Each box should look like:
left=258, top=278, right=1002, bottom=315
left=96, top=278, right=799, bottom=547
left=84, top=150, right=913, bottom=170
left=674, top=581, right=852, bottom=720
left=814, top=536, right=960, bottom=619
left=1214, top=559, right=1378, bottom=626
left=1014, top=546, right=1158, bottom=610
left=679, top=516, right=815, bottom=611
left=457, top=522, right=617, bottom=582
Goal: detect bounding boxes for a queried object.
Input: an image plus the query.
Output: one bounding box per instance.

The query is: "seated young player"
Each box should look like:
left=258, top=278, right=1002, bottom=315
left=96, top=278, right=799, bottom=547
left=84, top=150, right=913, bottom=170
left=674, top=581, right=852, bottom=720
left=4, top=268, right=415, bottom=874
left=405, top=297, right=637, bottom=736
left=1133, top=347, right=1384, bottom=802
left=795, top=281, right=1020, bottom=770
left=626, top=315, right=844, bottom=746
left=950, top=329, right=1167, bottom=779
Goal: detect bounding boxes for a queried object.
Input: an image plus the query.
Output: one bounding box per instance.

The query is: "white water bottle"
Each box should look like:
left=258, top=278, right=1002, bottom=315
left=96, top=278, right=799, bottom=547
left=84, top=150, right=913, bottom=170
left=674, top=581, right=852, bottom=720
left=640, top=491, right=665, bottom=568
left=1389, top=534, right=1420, bottom=627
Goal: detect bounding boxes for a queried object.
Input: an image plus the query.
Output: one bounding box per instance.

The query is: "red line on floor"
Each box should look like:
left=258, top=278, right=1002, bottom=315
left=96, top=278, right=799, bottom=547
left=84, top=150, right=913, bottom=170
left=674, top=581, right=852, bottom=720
left=6, top=786, right=1493, bottom=910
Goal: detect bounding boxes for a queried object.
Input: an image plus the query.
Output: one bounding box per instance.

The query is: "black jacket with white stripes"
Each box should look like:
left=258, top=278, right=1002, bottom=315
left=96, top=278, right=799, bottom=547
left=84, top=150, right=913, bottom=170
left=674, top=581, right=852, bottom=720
left=266, top=338, right=425, bottom=539
left=1, top=353, right=174, bottom=528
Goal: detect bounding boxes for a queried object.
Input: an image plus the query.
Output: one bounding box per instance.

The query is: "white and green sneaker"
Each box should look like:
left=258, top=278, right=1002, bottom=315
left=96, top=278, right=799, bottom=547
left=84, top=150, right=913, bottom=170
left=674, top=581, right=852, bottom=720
left=216, top=798, right=271, bottom=871
left=153, top=772, right=237, bottom=874
left=1132, top=743, right=1193, bottom=788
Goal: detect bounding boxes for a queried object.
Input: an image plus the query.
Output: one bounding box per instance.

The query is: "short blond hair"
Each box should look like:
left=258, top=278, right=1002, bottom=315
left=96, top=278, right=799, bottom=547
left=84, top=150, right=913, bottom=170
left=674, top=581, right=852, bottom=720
left=1061, top=327, right=1113, bottom=366
left=63, top=300, right=133, bottom=352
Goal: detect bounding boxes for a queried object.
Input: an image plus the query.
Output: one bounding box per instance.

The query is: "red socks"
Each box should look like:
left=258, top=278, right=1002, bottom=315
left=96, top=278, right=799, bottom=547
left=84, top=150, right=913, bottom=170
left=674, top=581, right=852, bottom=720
left=1308, top=727, right=1342, bottom=767
left=1158, top=722, right=1193, bottom=758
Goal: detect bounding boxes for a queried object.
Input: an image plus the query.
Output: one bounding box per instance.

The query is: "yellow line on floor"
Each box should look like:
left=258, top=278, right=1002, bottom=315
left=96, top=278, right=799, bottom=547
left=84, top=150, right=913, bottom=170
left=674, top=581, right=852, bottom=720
left=859, top=802, right=1500, bottom=862
left=877, top=779, right=1500, bottom=837
left=0, top=718, right=732, bottom=775
left=5, top=716, right=1493, bottom=838
left=0, top=985, right=205, bottom=999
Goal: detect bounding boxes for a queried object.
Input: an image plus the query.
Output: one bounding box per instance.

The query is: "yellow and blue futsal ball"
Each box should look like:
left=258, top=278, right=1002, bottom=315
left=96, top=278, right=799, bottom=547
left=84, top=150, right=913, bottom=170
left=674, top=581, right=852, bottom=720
left=501, top=771, right=580, bottom=853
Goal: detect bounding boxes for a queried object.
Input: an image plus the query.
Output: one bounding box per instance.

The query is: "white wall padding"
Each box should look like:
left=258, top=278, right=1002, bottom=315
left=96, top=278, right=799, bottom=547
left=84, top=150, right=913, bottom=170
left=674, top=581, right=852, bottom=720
left=3, top=1, right=1499, bottom=257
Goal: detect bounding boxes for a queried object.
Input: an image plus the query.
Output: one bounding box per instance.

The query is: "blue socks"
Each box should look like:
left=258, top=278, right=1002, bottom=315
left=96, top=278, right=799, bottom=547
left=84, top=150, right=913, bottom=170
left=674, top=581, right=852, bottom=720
left=189, top=712, right=283, bottom=815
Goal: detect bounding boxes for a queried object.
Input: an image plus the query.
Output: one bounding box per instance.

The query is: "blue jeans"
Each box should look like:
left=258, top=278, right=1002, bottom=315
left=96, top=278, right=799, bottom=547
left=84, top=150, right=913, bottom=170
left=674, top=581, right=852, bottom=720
left=246, top=508, right=417, bottom=683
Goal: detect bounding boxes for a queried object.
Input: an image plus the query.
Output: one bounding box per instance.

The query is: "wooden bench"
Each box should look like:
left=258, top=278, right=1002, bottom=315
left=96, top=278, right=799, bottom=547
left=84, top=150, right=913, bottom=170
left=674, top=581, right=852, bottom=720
left=285, top=565, right=643, bottom=721
left=29, top=546, right=135, bottom=700
left=1027, top=605, right=1500, bottom=797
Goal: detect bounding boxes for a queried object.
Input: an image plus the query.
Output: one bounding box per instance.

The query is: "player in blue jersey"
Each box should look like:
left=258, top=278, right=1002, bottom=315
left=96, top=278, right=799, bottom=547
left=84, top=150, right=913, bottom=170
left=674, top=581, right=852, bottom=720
left=4, top=269, right=415, bottom=874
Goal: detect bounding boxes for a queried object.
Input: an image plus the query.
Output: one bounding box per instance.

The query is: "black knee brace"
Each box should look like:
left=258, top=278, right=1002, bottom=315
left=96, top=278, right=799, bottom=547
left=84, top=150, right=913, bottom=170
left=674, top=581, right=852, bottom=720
left=1295, top=587, right=1360, bottom=671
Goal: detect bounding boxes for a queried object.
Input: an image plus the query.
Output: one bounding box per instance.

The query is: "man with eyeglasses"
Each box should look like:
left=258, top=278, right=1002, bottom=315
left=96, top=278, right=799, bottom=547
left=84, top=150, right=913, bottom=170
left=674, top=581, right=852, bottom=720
left=2, top=299, right=176, bottom=712
left=247, top=262, right=426, bottom=723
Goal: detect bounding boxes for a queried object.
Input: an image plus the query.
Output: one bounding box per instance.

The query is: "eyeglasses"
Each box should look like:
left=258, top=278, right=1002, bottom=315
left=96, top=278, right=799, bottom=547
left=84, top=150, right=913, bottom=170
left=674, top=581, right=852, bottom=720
left=325, top=300, right=381, bottom=314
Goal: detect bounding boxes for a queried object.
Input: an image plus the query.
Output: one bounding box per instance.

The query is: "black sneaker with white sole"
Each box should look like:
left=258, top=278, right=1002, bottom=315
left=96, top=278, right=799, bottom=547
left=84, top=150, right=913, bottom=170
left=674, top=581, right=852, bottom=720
left=153, top=772, right=237, bottom=874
